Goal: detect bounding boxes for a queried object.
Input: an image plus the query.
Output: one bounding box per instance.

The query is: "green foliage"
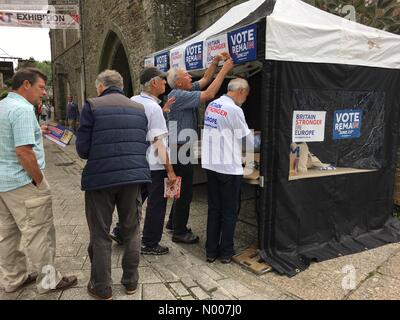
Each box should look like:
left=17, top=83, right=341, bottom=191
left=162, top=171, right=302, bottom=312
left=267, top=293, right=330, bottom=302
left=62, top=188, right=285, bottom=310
left=0, top=89, right=8, bottom=101
left=19, top=57, right=53, bottom=87
left=394, top=205, right=400, bottom=220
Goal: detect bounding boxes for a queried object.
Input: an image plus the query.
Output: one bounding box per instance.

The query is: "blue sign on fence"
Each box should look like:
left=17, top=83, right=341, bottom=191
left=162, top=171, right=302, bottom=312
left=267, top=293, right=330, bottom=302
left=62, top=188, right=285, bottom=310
left=228, top=24, right=257, bottom=64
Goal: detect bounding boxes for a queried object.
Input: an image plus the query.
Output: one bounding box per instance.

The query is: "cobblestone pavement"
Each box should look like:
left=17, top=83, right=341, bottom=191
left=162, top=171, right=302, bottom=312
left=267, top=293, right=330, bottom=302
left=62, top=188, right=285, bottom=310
left=1, top=138, right=400, bottom=300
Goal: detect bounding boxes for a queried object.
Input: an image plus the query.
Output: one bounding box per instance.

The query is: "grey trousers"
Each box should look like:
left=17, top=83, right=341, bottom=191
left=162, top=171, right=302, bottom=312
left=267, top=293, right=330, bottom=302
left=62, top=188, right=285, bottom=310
left=85, top=184, right=141, bottom=292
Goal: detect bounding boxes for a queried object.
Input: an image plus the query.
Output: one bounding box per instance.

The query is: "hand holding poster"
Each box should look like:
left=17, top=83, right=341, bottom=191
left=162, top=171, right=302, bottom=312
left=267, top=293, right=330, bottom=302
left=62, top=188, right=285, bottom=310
left=206, top=34, right=228, bottom=67
left=44, top=124, right=73, bottom=147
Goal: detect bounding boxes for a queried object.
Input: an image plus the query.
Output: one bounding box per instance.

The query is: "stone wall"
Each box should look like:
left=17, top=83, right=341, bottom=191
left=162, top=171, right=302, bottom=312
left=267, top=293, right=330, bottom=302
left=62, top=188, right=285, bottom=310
left=49, top=0, right=81, bottom=121
left=80, top=0, right=194, bottom=98
left=195, top=0, right=247, bottom=31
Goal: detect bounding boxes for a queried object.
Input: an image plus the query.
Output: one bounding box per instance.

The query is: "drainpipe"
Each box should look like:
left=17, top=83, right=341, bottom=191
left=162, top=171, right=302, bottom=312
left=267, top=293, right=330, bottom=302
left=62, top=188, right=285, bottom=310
left=192, top=0, right=196, bottom=34
left=78, top=0, right=87, bottom=101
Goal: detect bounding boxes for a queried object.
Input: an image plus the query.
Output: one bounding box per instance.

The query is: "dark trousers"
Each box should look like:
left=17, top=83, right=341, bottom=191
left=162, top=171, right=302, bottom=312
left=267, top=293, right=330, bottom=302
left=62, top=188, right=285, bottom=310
left=85, top=184, right=140, bottom=292
left=205, top=170, right=242, bottom=259
left=142, top=170, right=168, bottom=247
left=169, top=160, right=194, bottom=236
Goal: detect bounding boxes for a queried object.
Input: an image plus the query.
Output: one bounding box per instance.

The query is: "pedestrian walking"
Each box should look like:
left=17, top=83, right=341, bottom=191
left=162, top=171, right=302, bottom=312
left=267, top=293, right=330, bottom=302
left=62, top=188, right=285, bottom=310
left=66, top=95, right=79, bottom=133
left=40, top=102, right=48, bottom=122
left=76, top=69, right=151, bottom=300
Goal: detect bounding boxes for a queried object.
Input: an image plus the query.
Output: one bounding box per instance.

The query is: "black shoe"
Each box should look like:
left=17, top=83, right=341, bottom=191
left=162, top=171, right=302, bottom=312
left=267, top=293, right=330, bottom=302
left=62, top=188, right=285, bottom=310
left=87, top=282, right=112, bottom=300
left=172, top=231, right=199, bottom=244
left=165, top=221, right=173, bottom=230
left=141, top=244, right=169, bottom=255
left=206, top=256, right=217, bottom=263
left=123, top=283, right=138, bottom=295
left=110, top=231, right=123, bottom=245
left=219, top=256, right=232, bottom=264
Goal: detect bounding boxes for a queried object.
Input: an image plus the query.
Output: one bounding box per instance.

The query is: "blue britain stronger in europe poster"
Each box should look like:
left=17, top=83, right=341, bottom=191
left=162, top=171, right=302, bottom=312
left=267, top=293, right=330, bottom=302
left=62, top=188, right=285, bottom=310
left=228, top=24, right=257, bottom=64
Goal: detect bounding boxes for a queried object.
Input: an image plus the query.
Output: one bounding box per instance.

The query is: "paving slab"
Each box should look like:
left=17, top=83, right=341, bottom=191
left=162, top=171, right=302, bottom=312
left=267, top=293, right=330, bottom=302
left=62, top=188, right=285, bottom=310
left=217, top=278, right=253, bottom=299
left=348, top=274, right=400, bottom=300
left=377, top=249, right=400, bottom=281
left=138, top=267, right=163, bottom=284
left=142, top=283, right=176, bottom=300
left=17, top=289, right=62, bottom=300
left=56, top=243, right=82, bottom=257
left=259, top=243, right=400, bottom=300
left=169, top=282, right=190, bottom=297
left=60, top=287, right=95, bottom=300
left=190, top=286, right=211, bottom=300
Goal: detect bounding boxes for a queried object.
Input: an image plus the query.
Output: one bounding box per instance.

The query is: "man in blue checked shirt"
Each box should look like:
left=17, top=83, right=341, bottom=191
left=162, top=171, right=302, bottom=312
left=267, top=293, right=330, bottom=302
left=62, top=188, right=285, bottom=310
left=0, top=68, right=77, bottom=295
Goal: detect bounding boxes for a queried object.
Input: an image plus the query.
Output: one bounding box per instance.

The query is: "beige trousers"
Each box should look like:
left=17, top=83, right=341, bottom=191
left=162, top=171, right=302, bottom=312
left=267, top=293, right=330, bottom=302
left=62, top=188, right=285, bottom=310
left=0, top=176, right=62, bottom=294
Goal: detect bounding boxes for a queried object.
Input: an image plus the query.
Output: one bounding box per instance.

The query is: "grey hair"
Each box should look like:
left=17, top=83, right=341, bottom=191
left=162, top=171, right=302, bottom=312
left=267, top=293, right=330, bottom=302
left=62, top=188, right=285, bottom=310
left=167, top=68, right=185, bottom=89
left=227, top=78, right=249, bottom=92
left=142, top=76, right=161, bottom=93
left=95, top=69, right=124, bottom=90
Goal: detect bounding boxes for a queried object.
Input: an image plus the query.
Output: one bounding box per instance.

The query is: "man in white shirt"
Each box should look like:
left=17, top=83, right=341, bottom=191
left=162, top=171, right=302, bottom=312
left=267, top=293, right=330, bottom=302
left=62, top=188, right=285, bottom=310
left=111, top=68, right=177, bottom=255
left=201, top=78, right=253, bottom=264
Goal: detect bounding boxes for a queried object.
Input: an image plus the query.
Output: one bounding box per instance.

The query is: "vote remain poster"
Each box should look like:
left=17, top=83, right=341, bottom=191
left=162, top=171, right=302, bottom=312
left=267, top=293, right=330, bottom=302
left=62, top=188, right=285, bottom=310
left=333, top=109, right=363, bottom=140
left=228, top=24, right=257, bottom=64
left=185, top=42, right=204, bottom=70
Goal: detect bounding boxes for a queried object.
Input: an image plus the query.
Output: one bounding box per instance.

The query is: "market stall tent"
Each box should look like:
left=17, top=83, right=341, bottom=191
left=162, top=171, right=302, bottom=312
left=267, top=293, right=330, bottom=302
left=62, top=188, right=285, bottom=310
left=146, top=0, right=400, bottom=276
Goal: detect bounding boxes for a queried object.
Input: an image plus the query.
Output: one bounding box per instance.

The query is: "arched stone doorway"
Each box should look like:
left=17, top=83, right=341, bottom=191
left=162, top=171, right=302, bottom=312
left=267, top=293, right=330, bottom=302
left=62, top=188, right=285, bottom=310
left=99, top=31, right=133, bottom=97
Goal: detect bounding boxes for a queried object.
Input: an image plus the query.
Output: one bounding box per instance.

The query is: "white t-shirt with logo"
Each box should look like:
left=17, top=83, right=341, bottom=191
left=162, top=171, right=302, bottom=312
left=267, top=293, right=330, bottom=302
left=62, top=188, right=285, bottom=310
left=201, top=95, right=251, bottom=175
left=132, top=93, right=168, bottom=171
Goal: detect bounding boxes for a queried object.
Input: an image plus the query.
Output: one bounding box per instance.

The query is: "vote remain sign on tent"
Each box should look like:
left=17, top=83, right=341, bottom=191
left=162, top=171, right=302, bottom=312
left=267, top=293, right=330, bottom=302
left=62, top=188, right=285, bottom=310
left=333, top=109, right=363, bottom=140
left=228, top=24, right=257, bottom=64
left=154, top=52, right=170, bottom=72
left=185, top=42, right=204, bottom=70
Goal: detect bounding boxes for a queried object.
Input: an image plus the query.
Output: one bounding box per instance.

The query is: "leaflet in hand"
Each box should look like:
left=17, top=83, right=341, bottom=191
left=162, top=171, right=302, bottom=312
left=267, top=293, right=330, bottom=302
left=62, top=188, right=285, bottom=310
left=44, top=124, right=74, bottom=148
left=164, top=177, right=182, bottom=199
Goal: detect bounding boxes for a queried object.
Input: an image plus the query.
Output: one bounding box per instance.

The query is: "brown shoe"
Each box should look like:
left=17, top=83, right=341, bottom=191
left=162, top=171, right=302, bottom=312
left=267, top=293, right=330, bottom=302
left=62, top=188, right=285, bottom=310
left=5, top=272, right=38, bottom=293
left=54, top=276, right=78, bottom=290
left=123, top=283, right=138, bottom=295
left=87, top=282, right=112, bottom=300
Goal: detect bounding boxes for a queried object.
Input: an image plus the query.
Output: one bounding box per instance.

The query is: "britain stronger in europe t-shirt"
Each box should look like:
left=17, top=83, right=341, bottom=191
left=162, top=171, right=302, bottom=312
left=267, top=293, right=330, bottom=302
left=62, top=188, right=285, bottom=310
left=201, top=95, right=251, bottom=175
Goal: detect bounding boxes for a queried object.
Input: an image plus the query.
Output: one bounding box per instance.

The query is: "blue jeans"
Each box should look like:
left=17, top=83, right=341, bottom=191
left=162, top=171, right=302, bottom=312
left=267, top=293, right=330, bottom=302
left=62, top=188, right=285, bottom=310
left=205, top=170, right=242, bottom=259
